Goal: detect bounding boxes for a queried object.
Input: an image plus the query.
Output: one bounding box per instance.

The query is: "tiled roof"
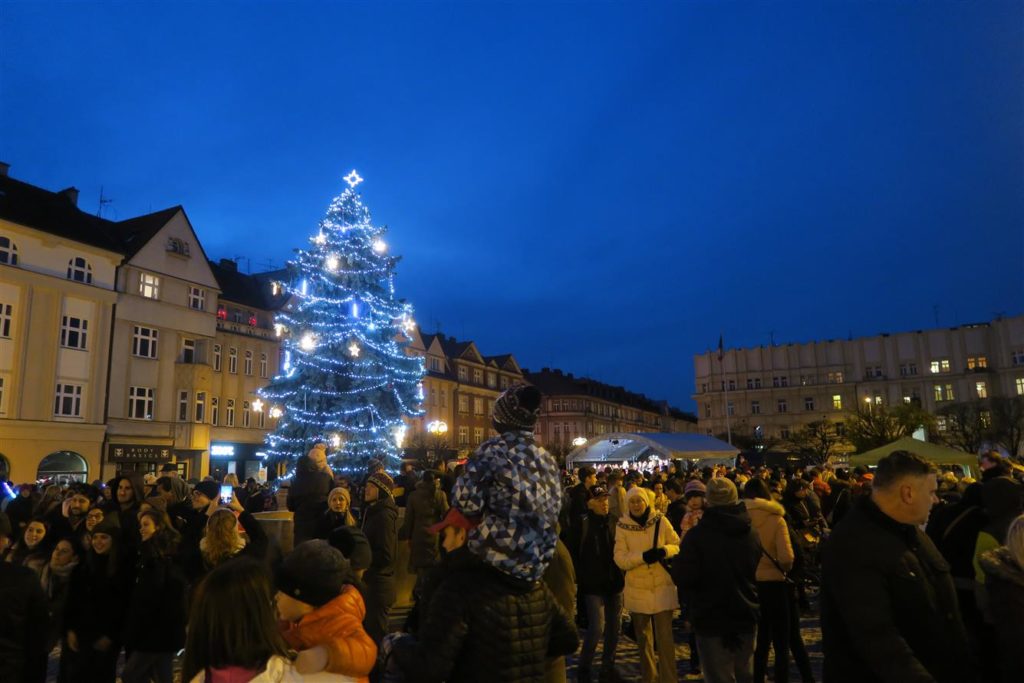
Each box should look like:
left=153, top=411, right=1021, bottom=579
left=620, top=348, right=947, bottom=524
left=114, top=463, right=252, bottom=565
left=524, top=367, right=692, bottom=417
left=113, top=206, right=182, bottom=257
left=209, top=259, right=276, bottom=310
left=0, top=174, right=124, bottom=252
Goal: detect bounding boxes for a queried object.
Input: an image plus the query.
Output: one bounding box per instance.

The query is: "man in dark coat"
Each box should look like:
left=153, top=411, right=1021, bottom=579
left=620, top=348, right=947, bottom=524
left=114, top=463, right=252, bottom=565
left=565, top=485, right=624, bottom=683
left=287, top=443, right=334, bottom=545
left=392, top=507, right=579, bottom=683
left=673, top=477, right=760, bottom=683
left=664, top=479, right=687, bottom=533
left=0, top=511, right=50, bottom=683
left=399, top=471, right=449, bottom=577
left=821, top=449, right=977, bottom=683
left=362, top=469, right=399, bottom=644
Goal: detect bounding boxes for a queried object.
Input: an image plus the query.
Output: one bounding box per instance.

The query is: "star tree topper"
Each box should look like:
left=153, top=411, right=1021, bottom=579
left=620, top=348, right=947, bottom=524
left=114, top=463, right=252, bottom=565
left=344, top=170, right=364, bottom=189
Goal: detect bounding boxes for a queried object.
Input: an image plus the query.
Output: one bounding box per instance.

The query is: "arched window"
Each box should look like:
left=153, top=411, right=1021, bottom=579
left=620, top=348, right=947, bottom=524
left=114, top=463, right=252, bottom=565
left=67, top=256, right=93, bottom=283
left=36, top=450, right=88, bottom=485
left=0, top=236, right=18, bottom=265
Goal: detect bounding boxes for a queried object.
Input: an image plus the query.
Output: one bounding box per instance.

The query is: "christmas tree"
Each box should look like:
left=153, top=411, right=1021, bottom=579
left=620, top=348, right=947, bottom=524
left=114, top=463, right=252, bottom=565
left=261, top=170, right=424, bottom=474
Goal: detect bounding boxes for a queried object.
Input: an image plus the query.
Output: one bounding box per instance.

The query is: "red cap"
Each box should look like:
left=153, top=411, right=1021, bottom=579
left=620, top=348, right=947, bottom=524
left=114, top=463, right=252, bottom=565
left=428, top=507, right=479, bottom=535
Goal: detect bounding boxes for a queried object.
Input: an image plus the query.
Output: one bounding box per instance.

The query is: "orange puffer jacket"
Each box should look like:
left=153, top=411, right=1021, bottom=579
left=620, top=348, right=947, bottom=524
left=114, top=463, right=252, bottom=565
left=281, top=585, right=377, bottom=681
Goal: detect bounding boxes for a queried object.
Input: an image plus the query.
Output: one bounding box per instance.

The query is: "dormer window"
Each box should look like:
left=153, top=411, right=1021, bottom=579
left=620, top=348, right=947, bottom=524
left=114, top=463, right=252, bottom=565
left=66, top=257, right=93, bottom=284
left=0, top=236, right=18, bottom=265
left=271, top=282, right=282, bottom=296
left=166, top=237, right=190, bottom=256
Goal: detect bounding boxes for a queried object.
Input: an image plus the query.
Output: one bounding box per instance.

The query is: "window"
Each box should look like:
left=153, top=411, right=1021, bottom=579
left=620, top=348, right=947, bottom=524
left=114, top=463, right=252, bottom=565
left=243, top=401, right=251, bottom=428
left=487, top=373, right=497, bottom=388
left=213, top=344, right=222, bottom=371
left=832, top=394, right=842, bottom=410
left=244, top=350, right=253, bottom=376
left=726, top=400, right=734, bottom=416
left=827, top=371, right=844, bottom=384
left=228, top=347, right=238, bottom=374
left=967, top=356, right=988, bottom=370
left=211, top=397, right=219, bottom=426
left=139, top=273, right=160, bottom=299
left=188, top=287, right=205, bottom=311
left=132, top=326, right=158, bottom=358
left=473, top=397, right=484, bottom=415
left=0, top=375, right=5, bottom=415
left=835, top=422, right=846, bottom=436
left=473, top=368, right=483, bottom=384
left=780, top=428, right=791, bottom=440
left=457, top=366, right=468, bottom=382
left=976, top=381, right=988, bottom=399
left=54, top=383, right=83, bottom=417
left=217, top=306, right=227, bottom=321
left=457, top=426, right=469, bottom=445
left=750, top=400, right=761, bottom=415
left=930, top=359, right=950, bottom=374
left=746, top=379, right=754, bottom=390
left=704, top=403, right=711, bottom=418
left=259, top=353, right=268, bottom=378
left=980, top=410, right=992, bottom=428
left=60, top=316, right=88, bottom=350
left=934, top=384, right=955, bottom=402
left=430, top=357, right=441, bottom=372
left=66, top=257, right=93, bottom=283
left=728, top=379, right=736, bottom=391
left=936, top=416, right=948, bottom=432
left=777, top=399, right=788, bottom=413
left=182, top=338, right=196, bottom=363
left=0, top=236, right=18, bottom=265
left=499, top=376, right=510, bottom=389
left=226, top=399, right=235, bottom=426
left=128, top=386, right=154, bottom=420
left=473, top=427, right=484, bottom=444
left=804, top=397, right=815, bottom=411
left=458, top=395, right=469, bottom=414
left=1016, top=378, right=1024, bottom=396
left=900, top=363, right=918, bottom=376
left=773, top=376, right=789, bottom=388
left=1012, top=351, right=1024, bottom=366
left=166, top=237, right=190, bottom=256
left=178, top=391, right=189, bottom=421
left=257, top=407, right=265, bottom=429
left=0, top=302, right=11, bottom=337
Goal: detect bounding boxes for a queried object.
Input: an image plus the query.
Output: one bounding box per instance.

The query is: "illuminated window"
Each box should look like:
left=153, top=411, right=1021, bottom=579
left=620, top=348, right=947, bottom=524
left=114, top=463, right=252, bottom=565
left=139, top=273, right=160, bottom=299
left=967, top=356, right=988, bottom=370
left=832, top=395, right=842, bottom=410
left=976, top=381, right=987, bottom=398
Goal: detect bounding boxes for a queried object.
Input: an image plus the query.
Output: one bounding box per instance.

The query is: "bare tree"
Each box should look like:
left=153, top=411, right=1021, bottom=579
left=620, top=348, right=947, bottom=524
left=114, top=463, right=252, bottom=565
left=936, top=401, right=989, bottom=455
left=844, top=403, right=936, bottom=453
left=988, top=396, right=1024, bottom=459
left=786, top=420, right=846, bottom=466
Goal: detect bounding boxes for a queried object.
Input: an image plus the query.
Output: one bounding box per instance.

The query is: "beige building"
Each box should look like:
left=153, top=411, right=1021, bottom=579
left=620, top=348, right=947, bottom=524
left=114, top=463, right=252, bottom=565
left=0, top=167, right=122, bottom=483
left=692, top=315, right=1024, bottom=444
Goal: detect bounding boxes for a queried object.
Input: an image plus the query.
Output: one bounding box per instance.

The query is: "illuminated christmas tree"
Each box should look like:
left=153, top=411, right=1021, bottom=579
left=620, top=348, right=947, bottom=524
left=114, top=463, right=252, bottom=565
left=261, top=171, right=424, bottom=474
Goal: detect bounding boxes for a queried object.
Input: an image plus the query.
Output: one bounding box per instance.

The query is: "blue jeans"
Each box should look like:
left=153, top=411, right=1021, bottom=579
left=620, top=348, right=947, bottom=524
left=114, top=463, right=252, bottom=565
left=579, top=593, right=622, bottom=672
left=695, top=630, right=756, bottom=683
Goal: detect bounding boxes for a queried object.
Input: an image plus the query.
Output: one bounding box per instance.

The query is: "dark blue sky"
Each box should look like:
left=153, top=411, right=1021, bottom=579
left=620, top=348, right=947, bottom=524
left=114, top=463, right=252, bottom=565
left=3, top=1, right=1022, bottom=410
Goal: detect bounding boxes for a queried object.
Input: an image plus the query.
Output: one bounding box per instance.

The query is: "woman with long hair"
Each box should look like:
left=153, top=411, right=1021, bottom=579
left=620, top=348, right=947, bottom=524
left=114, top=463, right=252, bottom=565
left=199, top=497, right=269, bottom=573
left=63, top=512, right=130, bottom=683
left=41, top=538, right=81, bottom=654
left=121, top=509, right=187, bottom=683
left=183, top=557, right=313, bottom=683
left=4, top=517, right=53, bottom=577
left=317, top=486, right=357, bottom=539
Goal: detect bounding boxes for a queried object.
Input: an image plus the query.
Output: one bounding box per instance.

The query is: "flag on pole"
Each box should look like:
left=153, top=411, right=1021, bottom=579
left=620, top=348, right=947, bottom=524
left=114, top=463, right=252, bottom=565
left=717, top=334, right=724, bottom=361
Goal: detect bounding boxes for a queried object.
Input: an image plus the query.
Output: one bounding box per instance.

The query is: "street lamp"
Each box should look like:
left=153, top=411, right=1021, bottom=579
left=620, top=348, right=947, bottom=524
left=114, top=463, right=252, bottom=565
left=572, top=437, right=587, bottom=447
left=427, top=420, right=448, bottom=435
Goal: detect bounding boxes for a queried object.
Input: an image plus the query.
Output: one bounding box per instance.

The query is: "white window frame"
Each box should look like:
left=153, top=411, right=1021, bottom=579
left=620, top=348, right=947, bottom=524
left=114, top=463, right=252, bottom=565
left=0, top=302, right=11, bottom=337
left=226, top=399, right=235, bottom=426
left=178, top=390, right=189, bottom=421
left=458, top=395, right=469, bottom=414
left=66, top=256, right=93, bottom=284
left=976, top=381, right=988, bottom=399
left=195, top=391, right=206, bottom=423
left=188, top=286, right=205, bottom=311
left=211, top=396, right=219, bottom=425
left=244, top=350, right=253, bottom=376
left=473, top=368, right=483, bottom=384
left=259, top=353, right=268, bottom=378
left=457, top=366, right=468, bottom=382
left=1016, top=378, right=1024, bottom=396
left=132, top=326, right=158, bottom=358
left=777, top=399, right=788, bottom=413
left=60, top=315, right=88, bottom=350
left=473, top=397, right=484, bottom=415
left=229, top=347, right=238, bottom=374
left=182, top=338, right=196, bottom=363
left=257, top=407, right=265, bottom=429
left=54, top=383, right=83, bottom=417
left=0, top=236, right=18, bottom=265
left=750, top=400, right=760, bottom=415
left=213, top=344, right=222, bottom=371
left=139, top=272, right=160, bottom=299
left=458, top=426, right=469, bottom=445
left=242, top=400, right=251, bottom=428
left=128, top=386, right=154, bottom=420
left=804, top=397, right=814, bottom=411
left=473, top=427, right=484, bottom=444
left=832, top=394, right=842, bottom=410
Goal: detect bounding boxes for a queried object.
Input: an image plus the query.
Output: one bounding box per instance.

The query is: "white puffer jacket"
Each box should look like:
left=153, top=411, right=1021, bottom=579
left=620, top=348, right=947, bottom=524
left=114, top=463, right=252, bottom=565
left=614, top=511, right=680, bottom=615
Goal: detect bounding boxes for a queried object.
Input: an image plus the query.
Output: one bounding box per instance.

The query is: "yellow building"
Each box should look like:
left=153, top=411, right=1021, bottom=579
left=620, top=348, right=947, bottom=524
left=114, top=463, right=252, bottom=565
left=0, top=166, right=122, bottom=483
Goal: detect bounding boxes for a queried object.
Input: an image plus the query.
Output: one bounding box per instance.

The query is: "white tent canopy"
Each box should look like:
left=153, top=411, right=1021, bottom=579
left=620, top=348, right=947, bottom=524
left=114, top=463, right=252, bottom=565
left=565, top=432, right=740, bottom=468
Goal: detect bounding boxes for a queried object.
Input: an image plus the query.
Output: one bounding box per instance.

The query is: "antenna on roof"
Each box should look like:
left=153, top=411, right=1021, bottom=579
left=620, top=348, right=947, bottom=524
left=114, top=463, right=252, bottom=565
left=231, top=256, right=251, bottom=274
left=97, top=186, right=113, bottom=217
left=257, top=259, right=276, bottom=272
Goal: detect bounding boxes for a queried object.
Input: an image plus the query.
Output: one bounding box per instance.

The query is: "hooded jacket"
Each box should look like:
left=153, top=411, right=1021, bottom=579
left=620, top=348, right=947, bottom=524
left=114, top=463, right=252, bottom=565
left=280, top=585, right=376, bottom=681
left=744, top=498, right=795, bottom=582
left=673, top=502, right=760, bottom=636
left=821, top=497, right=976, bottom=683
left=392, top=549, right=578, bottom=683
left=452, top=430, right=562, bottom=583
left=288, top=455, right=334, bottom=545
left=614, top=507, right=680, bottom=615
left=978, top=547, right=1024, bottom=683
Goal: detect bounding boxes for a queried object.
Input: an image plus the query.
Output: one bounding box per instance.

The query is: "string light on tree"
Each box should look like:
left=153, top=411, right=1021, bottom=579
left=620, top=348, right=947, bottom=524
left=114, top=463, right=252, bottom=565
left=259, top=169, right=424, bottom=476
left=269, top=406, right=283, bottom=419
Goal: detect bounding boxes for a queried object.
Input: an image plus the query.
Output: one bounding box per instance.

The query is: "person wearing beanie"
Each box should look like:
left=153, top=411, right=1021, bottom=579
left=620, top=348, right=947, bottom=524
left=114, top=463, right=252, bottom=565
left=288, top=443, right=334, bottom=546
left=614, top=485, right=680, bottom=683
left=679, top=479, right=707, bottom=540
left=400, top=470, right=449, bottom=587
left=275, top=540, right=376, bottom=680
left=451, top=382, right=562, bottom=583
left=673, top=477, right=760, bottom=683
left=0, top=511, right=51, bottom=683
left=317, top=486, right=358, bottom=540
left=159, top=462, right=190, bottom=504
left=361, top=466, right=399, bottom=644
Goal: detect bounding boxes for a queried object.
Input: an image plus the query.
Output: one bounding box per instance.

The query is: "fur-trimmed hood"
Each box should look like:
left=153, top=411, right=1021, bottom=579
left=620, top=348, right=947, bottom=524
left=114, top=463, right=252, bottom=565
left=979, top=547, right=1024, bottom=589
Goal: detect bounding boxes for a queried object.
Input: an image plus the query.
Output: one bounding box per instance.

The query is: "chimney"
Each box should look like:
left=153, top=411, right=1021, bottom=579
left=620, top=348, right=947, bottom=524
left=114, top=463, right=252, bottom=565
left=59, top=187, right=79, bottom=206
left=0, top=162, right=9, bottom=177
left=219, top=258, right=238, bottom=272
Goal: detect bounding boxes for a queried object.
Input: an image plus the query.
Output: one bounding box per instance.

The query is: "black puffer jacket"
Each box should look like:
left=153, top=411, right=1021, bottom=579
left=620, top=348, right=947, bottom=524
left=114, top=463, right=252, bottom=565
left=393, top=548, right=579, bottom=682
left=821, top=497, right=976, bottom=683
left=673, top=502, right=760, bottom=636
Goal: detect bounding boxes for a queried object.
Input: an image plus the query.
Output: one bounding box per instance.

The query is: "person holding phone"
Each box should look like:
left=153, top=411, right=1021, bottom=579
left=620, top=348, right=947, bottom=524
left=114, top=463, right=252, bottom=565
left=198, top=496, right=269, bottom=574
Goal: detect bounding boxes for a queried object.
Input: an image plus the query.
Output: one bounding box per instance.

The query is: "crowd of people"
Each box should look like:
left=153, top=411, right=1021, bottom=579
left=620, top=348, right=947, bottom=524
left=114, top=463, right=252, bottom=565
left=2, top=382, right=1023, bottom=683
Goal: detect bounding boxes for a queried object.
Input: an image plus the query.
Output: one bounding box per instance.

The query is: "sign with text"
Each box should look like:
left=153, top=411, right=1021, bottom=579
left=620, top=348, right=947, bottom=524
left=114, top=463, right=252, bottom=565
left=108, top=444, right=173, bottom=462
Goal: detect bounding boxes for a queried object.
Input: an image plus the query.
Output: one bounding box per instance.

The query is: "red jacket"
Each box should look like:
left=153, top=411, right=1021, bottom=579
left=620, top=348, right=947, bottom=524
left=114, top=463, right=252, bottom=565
left=280, top=585, right=377, bottom=681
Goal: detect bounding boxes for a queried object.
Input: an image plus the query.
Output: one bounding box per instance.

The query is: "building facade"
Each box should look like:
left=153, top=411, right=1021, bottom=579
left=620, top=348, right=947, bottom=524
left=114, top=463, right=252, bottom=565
left=525, top=367, right=698, bottom=454
left=692, top=315, right=1024, bottom=444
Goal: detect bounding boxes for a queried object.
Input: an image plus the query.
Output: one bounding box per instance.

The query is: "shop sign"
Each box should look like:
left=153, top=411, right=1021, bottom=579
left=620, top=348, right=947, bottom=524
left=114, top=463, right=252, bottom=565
left=210, top=444, right=236, bottom=457
left=108, top=444, right=173, bottom=462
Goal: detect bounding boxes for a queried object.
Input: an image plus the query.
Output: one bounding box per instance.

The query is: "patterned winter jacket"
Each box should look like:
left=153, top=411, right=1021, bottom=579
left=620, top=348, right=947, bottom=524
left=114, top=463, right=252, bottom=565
left=452, top=430, right=562, bottom=582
